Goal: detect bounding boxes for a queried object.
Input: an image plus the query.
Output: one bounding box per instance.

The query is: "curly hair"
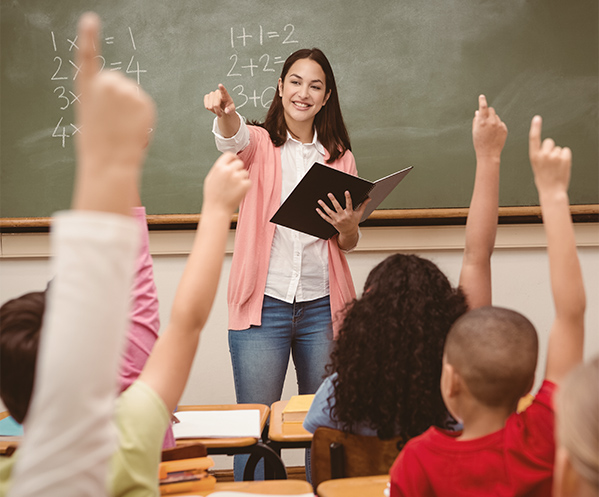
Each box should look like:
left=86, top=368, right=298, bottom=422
left=327, top=254, right=468, bottom=441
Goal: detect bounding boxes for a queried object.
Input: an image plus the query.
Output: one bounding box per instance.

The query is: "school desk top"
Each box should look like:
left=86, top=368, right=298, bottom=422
left=179, top=479, right=314, bottom=496
left=317, top=474, right=390, bottom=497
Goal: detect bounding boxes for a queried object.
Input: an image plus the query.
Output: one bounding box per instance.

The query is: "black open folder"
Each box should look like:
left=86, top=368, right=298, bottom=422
left=270, top=163, right=413, bottom=239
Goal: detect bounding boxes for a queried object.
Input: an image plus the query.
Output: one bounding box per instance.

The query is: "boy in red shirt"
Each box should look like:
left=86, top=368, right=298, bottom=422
left=390, top=115, right=586, bottom=496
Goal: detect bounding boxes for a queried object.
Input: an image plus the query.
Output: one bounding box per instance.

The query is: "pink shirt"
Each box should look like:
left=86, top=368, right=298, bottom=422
left=118, top=207, right=175, bottom=448
left=228, top=125, right=357, bottom=337
left=118, top=207, right=160, bottom=393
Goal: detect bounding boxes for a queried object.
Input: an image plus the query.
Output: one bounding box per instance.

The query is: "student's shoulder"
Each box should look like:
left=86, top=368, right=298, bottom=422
left=514, top=380, right=556, bottom=419
left=303, top=375, right=337, bottom=433
left=117, top=380, right=170, bottom=431
left=0, top=453, right=16, bottom=495
left=505, top=380, right=556, bottom=459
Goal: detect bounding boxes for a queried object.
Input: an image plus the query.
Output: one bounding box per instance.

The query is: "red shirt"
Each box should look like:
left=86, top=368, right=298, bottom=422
left=390, top=380, right=556, bottom=497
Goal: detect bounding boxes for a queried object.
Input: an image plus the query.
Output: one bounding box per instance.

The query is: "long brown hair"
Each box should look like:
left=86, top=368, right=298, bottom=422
left=253, top=48, right=351, bottom=163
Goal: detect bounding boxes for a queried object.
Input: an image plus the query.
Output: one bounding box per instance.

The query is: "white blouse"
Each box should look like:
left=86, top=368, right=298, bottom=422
left=213, top=115, right=329, bottom=303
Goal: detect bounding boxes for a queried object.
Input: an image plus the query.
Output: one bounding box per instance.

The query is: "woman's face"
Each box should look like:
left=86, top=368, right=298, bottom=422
left=278, top=58, right=331, bottom=132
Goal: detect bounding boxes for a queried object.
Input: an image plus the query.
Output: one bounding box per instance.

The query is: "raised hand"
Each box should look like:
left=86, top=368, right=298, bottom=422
left=472, top=94, right=508, bottom=160
left=202, top=152, right=251, bottom=215
left=72, top=12, right=155, bottom=214
left=528, top=115, right=572, bottom=195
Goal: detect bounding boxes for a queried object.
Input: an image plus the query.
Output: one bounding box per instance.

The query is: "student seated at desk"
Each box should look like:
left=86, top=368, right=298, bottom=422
left=0, top=12, right=250, bottom=497
left=390, top=117, right=586, bottom=496
left=304, top=96, right=507, bottom=443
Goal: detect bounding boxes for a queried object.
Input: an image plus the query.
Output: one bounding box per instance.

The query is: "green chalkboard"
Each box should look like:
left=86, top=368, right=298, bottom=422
left=1, top=0, right=597, bottom=219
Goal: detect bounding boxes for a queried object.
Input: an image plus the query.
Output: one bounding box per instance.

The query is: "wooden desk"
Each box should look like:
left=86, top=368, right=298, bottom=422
left=176, top=479, right=314, bottom=496
left=176, top=404, right=287, bottom=480
left=268, top=400, right=312, bottom=449
left=317, top=475, right=390, bottom=497
left=263, top=400, right=313, bottom=481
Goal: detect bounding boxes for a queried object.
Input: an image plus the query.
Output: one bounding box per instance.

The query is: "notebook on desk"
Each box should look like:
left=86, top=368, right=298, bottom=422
left=172, top=410, right=261, bottom=439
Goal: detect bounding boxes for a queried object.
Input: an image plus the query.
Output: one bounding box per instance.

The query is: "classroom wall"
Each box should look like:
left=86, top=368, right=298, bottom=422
left=1, top=224, right=598, bottom=469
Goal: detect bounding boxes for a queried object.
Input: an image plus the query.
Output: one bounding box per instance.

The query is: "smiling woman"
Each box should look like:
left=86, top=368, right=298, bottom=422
left=203, top=48, right=364, bottom=481
left=277, top=58, right=331, bottom=142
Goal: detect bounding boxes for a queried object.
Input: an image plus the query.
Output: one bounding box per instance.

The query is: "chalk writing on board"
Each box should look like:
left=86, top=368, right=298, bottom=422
left=49, top=27, right=146, bottom=148
left=226, top=24, right=299, bottom=110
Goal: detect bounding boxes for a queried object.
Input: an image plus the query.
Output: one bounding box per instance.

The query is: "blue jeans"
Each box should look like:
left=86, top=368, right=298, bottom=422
left=228, top=295, right=333, bottom=481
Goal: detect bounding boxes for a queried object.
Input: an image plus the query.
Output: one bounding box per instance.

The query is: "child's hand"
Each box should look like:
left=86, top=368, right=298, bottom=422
left=472, top=95, right=508, bottom=160
left=203, top=152, right=251, bottom=214
left=75, top=13, right=155, bottom=175
left=529, top=115, right=572, bottom=195
left=204, top=84, right=236, bottom=118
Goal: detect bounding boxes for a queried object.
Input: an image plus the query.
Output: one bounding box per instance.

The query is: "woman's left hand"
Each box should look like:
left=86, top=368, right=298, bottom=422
left=317, top=192, right=370, bottom=249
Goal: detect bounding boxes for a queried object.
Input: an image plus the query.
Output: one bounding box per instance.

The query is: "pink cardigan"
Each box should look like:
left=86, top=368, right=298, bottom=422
left=228, top=126, right=357, bottom=337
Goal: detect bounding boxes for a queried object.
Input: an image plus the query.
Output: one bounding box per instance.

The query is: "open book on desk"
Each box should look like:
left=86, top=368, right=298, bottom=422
left=270, top=163, right=413, bottom=239
left=172, top=410, right=261, bottom=439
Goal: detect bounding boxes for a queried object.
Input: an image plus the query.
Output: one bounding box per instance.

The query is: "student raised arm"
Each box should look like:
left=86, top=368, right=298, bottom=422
left=458, top=94, right=507, bottom=309
left=9, top=12, right=155, bottom=497
left=528, top=116, right=585, bottom=385
left=138, top=152, right=251, bottom=413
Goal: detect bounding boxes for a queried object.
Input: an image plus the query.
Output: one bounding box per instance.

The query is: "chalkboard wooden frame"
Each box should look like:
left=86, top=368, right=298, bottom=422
left=2, top=205, right=597, bottom=232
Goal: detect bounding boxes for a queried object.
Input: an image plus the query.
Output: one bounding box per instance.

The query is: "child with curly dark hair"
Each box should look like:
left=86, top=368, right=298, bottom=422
left=304, top=95, right=508, bottom=444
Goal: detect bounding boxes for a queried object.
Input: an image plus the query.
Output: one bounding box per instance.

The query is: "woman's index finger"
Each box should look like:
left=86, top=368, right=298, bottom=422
left=218, top=84, right=232, bottom=100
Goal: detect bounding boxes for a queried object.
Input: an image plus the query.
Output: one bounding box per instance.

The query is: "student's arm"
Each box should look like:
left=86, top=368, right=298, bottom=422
left=10, top=12, right=155, bottom=497
left=528, top=116, right=585, bottom=385
left=458, top=95, right=507, bottom=309
left=119, top=206, right=161, bottom=392
left=204, top=84, right=241, bottom=138
left=139, top=152, right=251, bottom=413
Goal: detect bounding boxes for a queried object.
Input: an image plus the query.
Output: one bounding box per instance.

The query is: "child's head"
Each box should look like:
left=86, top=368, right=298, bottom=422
left=554, top=356, right=599, bottom=497
left=442, top=306, right=538, bottom=417
left=0, top=291, right=46, bottom=423
left=328, top=253, right=468, bottom=440
left=261, top=47, right=350, bottom=162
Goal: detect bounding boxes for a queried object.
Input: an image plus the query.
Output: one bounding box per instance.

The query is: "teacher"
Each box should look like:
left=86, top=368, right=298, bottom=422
left=204, top=48, right=368, bottom=479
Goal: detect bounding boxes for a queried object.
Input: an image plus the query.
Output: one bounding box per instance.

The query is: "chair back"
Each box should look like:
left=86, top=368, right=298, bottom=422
left=310, top=426, right=403, bottom=489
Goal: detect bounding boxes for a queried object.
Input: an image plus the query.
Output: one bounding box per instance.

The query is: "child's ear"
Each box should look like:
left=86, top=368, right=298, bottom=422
left=442, top=361, right=460, bottom=399
left=278, top=78, right=283, bottom=97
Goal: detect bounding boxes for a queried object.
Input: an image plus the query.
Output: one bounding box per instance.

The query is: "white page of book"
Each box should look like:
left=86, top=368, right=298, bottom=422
left=172, top=410, right=261, bottom=439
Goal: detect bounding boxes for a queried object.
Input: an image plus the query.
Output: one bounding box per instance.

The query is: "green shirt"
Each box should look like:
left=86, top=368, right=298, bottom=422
left=0, top=381, right=170, bottom=497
